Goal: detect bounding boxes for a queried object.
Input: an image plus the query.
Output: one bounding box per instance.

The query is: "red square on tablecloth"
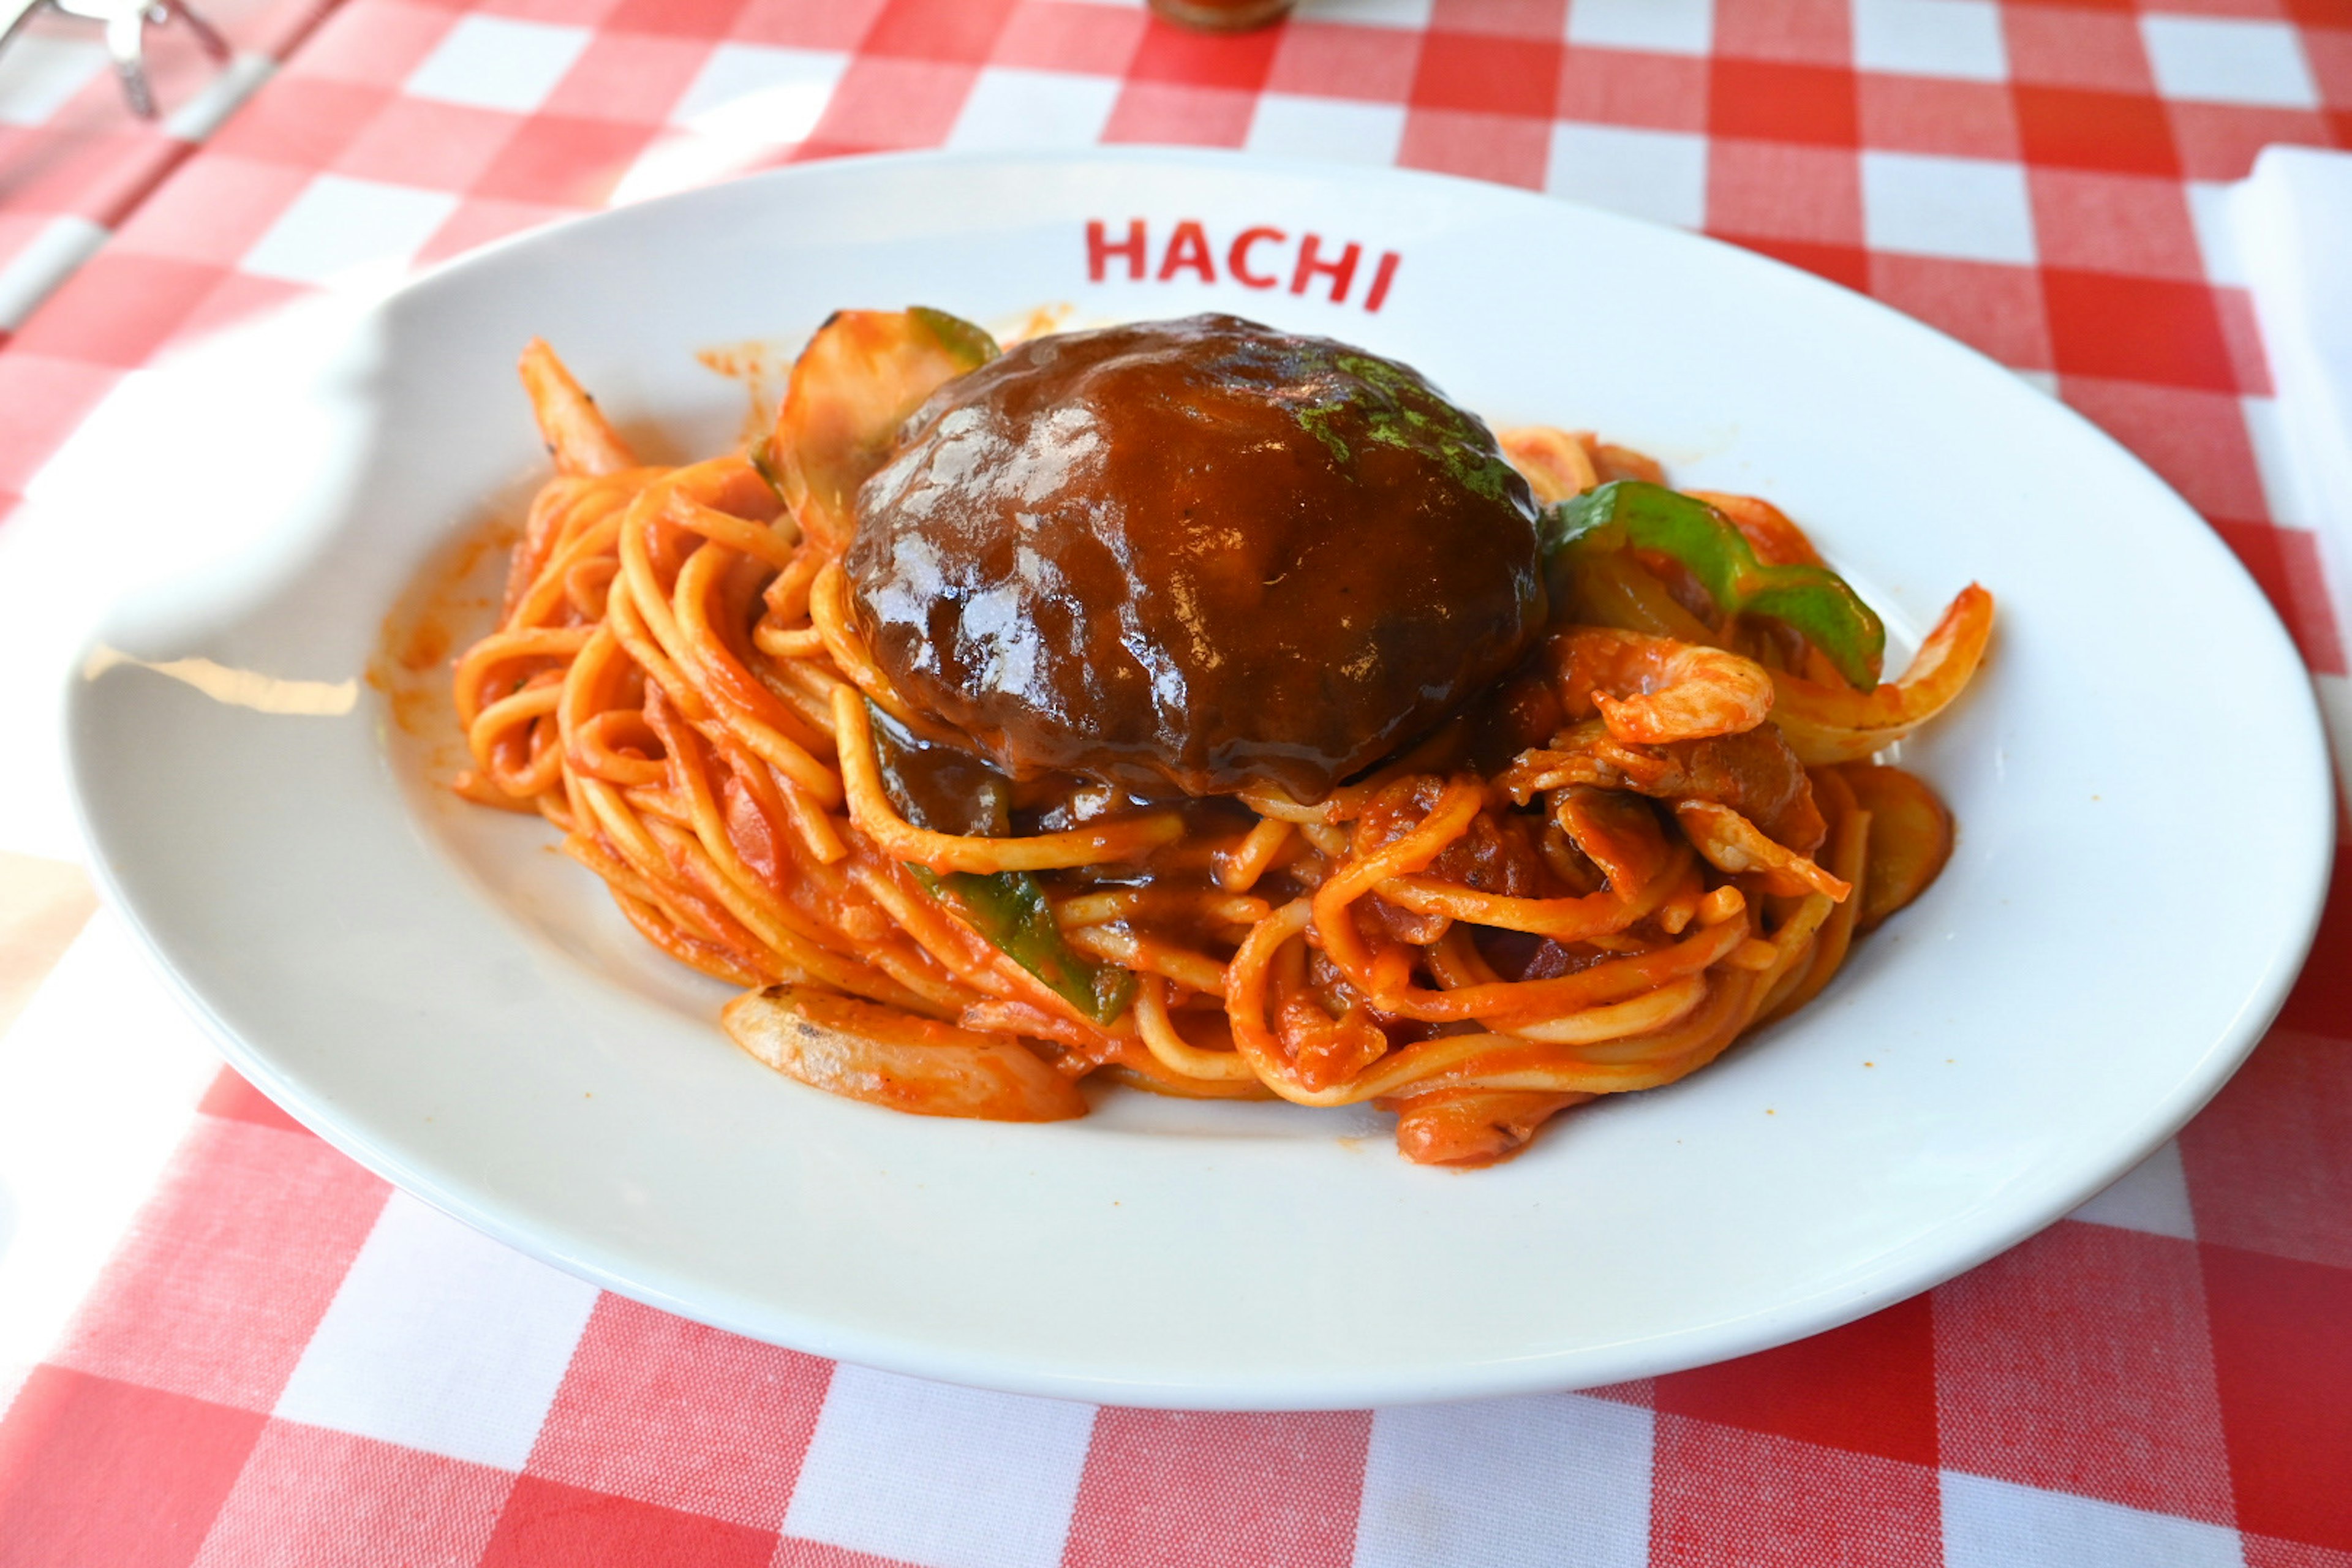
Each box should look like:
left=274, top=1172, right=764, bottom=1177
left=283, top=0, right=462, bottom=87
left=1856, top=74, right=2021, bottom=160
left=1558, top=49, right=1711, bottom=134
left=2208, top=519, right=2348, bottom=672
left=2278, top=853, right=2352, bottom=1038
left=2026, top=167, right=2204, bottom=281
left=339, top=97, right=526, bottom=190
left=807, top=55, right=979, bottom=150
left=110, top=155, right=318, bottom=266
left=1655, top=1295, right=1937, bottom=1468
left=472, top=113, right=655, bottom=205
left=1398, top=107, right=1551, bottom=189
left=9, top=253, right=230, bottom=369
left=540, top=31, right=715, bottom=123
left=731, top=0, right=887, bottom=50
left=53, top=1117, right=389, bottom=1414
left=2304, top=24, right=2352, bottom=105
left=1727, top=235, right=1871, bottom=290
left=0, top=1369, right=266, bottom=1568
left=478, top=0, right=630, bottom=22
left=2013, top=85, right=2180, bottom=176
left=194, top=1419, right=514, bottom=1568
left=2242, top=1532, right=2352, bottom=1568
left=1409, top=31, right=1561, bottom=119
left=1265, top=21, right=1422, bottom=104
left=1064, top=1411, right=1369, bottom=1568
left=1102, top=80, right=1256, bottom=147
left=206, top=75, right=401, bottom=168
left=1935, top=1220, right=2236, bottom=1523
left=417, top=195, right=578, bottom=265
left=995, top=2, right=1148, bottom=78
left=1709, top=58, right=1857, bottom=145
left=2168, top=102, right=2339, bottom=182
left=2182, top=1019, right=2352, bottom=1270
left=1650, top=1417, right=1942, bottom=1567
left=2002, top=5, right=2156, bottom=92
left=2043, top=270, right=2237, bottom=391
left=481, top=1477, right=781, bottom=1567
left=0, top=353, right=118, bottom=497
left=197, top=1068, right=311, bottom=1136
left=1713, top=0, right=1852, bottom=66
left=1706, top=137, right=1862, bottom=244
left=1129, top=18, right=1282, bottom=95
left=604, top=0, right=747, bottom=39
left=524, top=1295, right=830, bottom=1528
left=1868, top=253, right=2054, bottom=368
left=1429, top=0, right=1566, bottom=40
left=162, top=272, right=317, bottom=355
left=861, top=0, right=1018, bottom=65
left=2204, top=1245, right=2352, bottom=1551
left=0, top=126, right=165, bottom=227
left=2055, top=376, right=2269, bottom=521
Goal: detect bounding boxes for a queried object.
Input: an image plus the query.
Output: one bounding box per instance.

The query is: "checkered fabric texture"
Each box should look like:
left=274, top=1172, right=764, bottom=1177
left=0, top=0, right=341, bottom=339
left=2, top=0, right=2350, bottom=1563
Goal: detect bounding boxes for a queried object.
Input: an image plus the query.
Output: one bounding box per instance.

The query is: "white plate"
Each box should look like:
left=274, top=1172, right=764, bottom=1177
left=65, top=149, right=2332, bottom=1409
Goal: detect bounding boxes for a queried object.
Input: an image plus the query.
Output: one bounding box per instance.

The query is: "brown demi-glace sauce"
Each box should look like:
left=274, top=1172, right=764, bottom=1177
left=846, top=314, right=1545, bottom=805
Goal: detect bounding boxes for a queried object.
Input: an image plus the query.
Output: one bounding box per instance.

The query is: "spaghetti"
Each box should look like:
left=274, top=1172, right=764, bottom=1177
left=453, top=312, right=1992, bottom=1167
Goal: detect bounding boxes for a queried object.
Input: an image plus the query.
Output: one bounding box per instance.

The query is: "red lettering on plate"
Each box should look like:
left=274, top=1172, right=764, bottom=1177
left=1290, top=233, right=1360, bottom=304
left=1083, top=222, right=1401, bottom=313
left=1227, top=227, right=1286, bottom=290
left=1158, top=221, right=1217, bottom=283
left=1087, top=219, right=1147, bottom=282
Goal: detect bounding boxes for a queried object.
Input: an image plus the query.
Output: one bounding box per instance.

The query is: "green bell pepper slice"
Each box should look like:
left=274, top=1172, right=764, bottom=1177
left=1547, top=480, right=1886, bottom=691
left=867, top=703, right=1134, bottom=1027
left=911, top=867, right=1136, bottom=1027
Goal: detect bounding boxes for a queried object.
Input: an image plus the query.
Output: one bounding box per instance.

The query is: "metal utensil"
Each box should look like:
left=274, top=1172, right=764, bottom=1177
left=0, top=0, right=230, bottom=119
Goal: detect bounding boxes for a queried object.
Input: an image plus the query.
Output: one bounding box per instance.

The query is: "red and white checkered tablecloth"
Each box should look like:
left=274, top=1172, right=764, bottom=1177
left=1, top=1, right=2350, bottom=1564
left=0, top=0, right=341, bottom=343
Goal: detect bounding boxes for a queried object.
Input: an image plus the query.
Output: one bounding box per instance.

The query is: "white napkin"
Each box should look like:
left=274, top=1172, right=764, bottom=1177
left=2234, top=146, right=2352, bottom=801
left=2234, top=147, right=2352, bottom=655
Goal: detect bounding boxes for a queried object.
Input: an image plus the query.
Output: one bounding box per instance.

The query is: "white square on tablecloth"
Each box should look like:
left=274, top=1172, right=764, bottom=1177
left=1547, top=123, right=1708, bottom=231
left=1355, top=1394, right=1653, bottom=1568
left=402, top=16, right=593, bottom=116
left=0, top=216, right=106, bottom=332
left=1852, top=0, right=2008, bottom=83
left=1566, top=0, right=1713, bottom=58
left=949, top=69, right=1121, bottom=152
left=2185, top=180, right=2247, bottom=288
left=2065, top=1140, right=2196, bottom=1241
left=0, top=913, right=221, bottom=1414
left=1860, top=150, right=2037, bottom=265
left=0, top=34, right=111, bottom=127
left=783, top=1364, right=1095, bottom=1568
left=1310, top=0, right=1436, bottom=29
left=2139, top=17, right=2319, bottom=110
left=1245, top=94, right=1408, bottom=167
left=671, top=44, right=848, bottom=140
left=2242, top=395, right=2320, bottom=533
left=1941, top=1472, right=2245, bottom=1568
left=271, top=1193, right=600, bottom=1471
left=238, top=175, right=460, bottom=287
